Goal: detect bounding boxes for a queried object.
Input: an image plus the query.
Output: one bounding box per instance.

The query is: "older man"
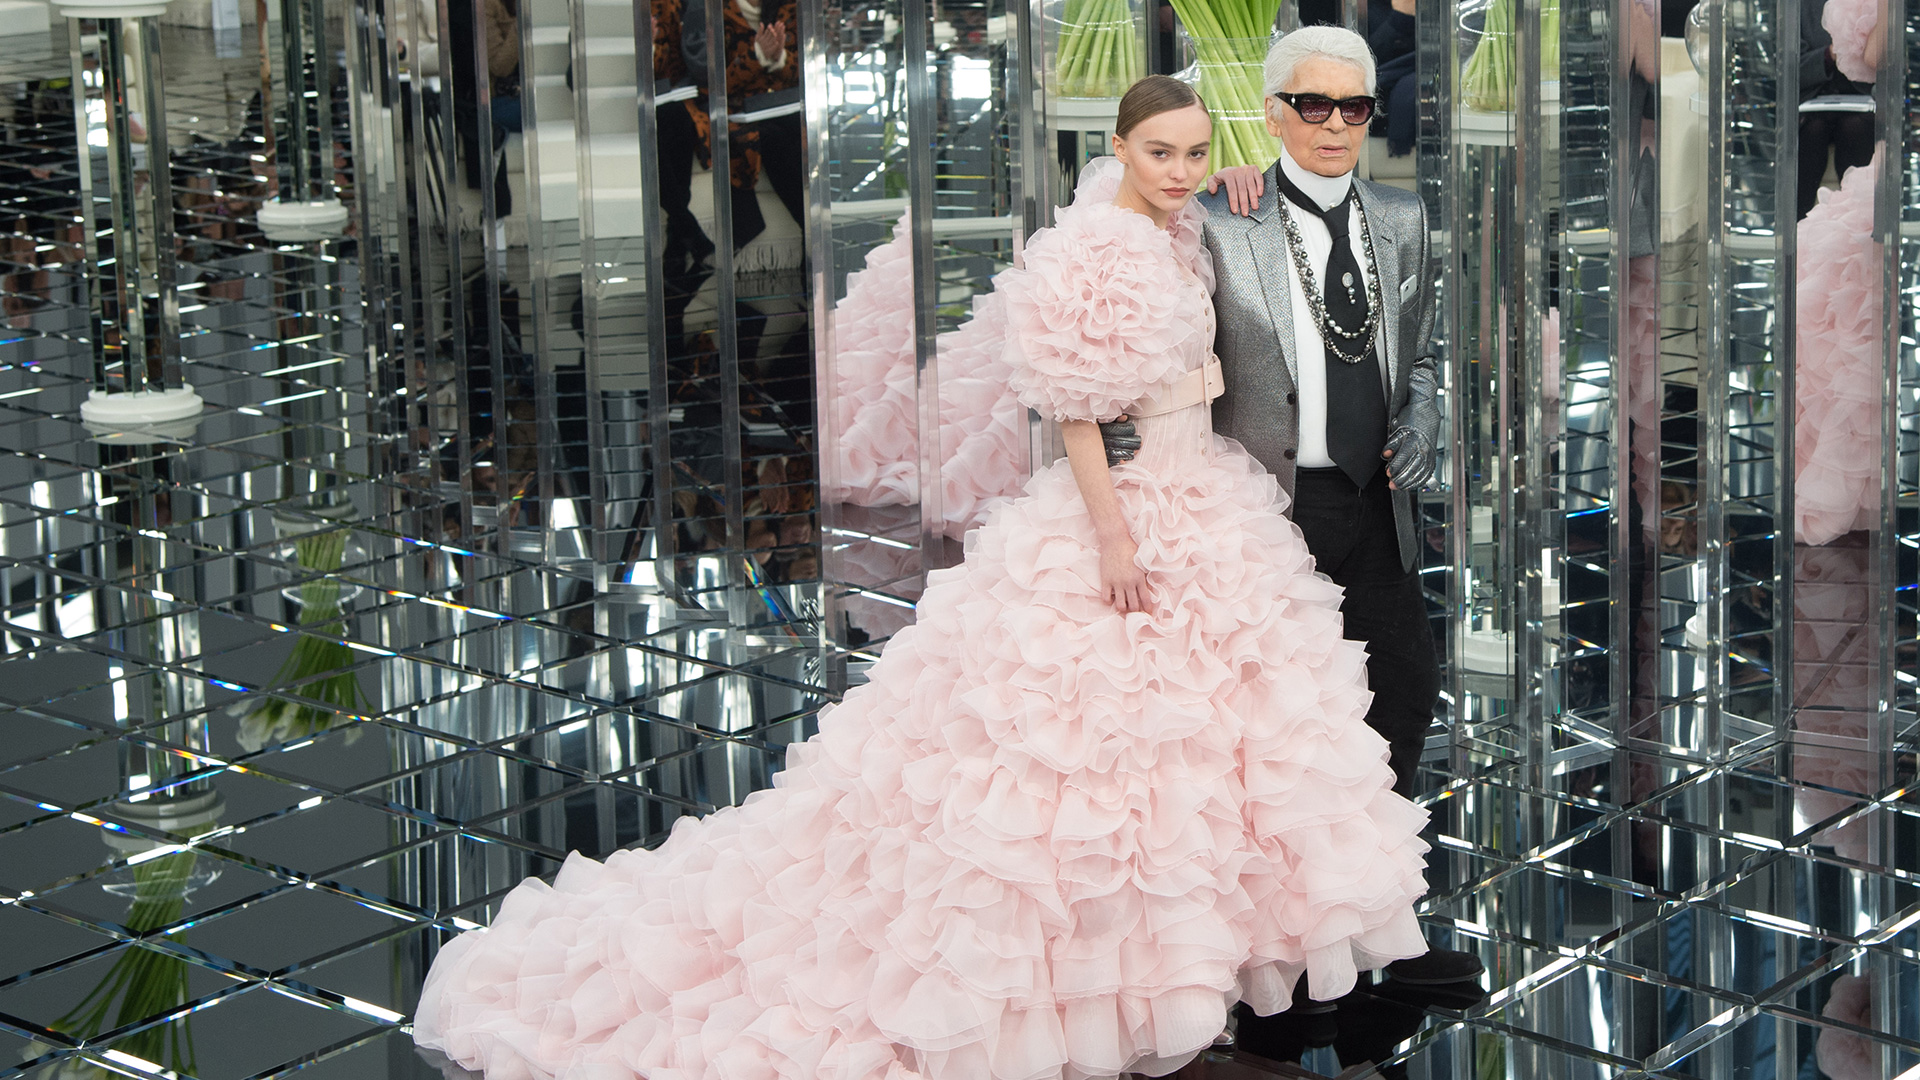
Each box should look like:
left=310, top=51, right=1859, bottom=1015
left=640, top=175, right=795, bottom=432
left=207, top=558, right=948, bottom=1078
left=1106, top=25, right=1481, bottom=1009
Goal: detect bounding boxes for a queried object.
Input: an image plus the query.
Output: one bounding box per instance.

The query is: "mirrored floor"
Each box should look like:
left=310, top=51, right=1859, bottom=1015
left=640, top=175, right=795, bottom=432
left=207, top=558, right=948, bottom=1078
left=0, top=18, right=1915, bottom=1080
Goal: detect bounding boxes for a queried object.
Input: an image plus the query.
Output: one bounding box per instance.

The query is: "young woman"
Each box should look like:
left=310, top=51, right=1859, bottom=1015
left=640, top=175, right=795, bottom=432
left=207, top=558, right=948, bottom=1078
left=413, top=75, right=1429, bottom=1080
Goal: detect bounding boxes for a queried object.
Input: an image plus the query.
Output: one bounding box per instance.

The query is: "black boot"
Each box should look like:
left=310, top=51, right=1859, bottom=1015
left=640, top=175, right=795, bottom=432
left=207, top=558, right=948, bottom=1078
left=664, top=209, right=714, bottom=275
left=1384, top=946, right=1485, bottom=986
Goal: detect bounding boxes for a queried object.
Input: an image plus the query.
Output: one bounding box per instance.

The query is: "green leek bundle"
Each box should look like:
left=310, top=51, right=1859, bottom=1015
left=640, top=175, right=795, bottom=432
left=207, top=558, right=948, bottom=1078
left=235, top=527, right=372, bottom=751
left=1167, top=0, right=1285, bottom=170
left=1460, top=0, right=1561, bottom=112
left=1055, top=0, right=1144, bottom=99
left=54, top=846, right=205, bottom=1076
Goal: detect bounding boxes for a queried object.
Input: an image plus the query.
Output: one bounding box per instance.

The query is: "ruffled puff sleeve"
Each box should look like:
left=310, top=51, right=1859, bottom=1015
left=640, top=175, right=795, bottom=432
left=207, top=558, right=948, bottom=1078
left=1823, top=0, right=1881, bottom=83
left=999, top=182, right=1199, bottom=423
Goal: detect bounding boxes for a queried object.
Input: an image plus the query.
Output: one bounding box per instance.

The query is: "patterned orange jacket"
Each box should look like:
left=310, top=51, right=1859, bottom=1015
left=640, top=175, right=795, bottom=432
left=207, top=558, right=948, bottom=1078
left=679, top=0, right=800, bottom=192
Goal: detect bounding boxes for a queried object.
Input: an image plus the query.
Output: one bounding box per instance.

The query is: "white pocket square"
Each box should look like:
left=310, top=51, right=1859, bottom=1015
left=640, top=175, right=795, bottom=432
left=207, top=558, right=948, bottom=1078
left=1399, top=277, right=1419, bottom=301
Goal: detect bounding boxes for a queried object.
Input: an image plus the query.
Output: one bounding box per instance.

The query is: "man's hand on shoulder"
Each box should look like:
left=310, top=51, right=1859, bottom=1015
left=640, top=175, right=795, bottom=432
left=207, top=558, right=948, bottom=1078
left=1098, top=416, right=1140, bottom=466
left=1205, top=165, right=1265, bottom=217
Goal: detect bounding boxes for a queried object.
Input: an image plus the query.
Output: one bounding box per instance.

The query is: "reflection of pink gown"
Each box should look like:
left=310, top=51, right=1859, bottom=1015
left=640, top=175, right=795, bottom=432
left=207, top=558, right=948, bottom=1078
left=1793, top=0, right=1884, bottom=547
left=1789, top=542, right=1875, bottom=862
left=413, top=162, right=1431, bottom=1080
left=823, top=222, right=1030, bottom=538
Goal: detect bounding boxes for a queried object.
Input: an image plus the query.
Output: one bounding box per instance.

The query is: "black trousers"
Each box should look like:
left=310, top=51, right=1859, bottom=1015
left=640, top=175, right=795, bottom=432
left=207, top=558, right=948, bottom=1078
left=1797, top=103, right=1874, bottom=220
left=1289, top=467, right=1440, bottom=799
left=657, top=100, right=701, bottom=225
left=729, top=112, right=806, bottom=250
left=1375, top=52, right=1418, bottom=158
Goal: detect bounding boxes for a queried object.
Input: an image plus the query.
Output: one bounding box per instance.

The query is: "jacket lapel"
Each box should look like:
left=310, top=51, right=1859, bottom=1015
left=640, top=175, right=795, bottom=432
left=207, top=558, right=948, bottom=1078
left=1247, top=165, right=1299, bottom=389
left=1355, top=180, right=1402, bottom=403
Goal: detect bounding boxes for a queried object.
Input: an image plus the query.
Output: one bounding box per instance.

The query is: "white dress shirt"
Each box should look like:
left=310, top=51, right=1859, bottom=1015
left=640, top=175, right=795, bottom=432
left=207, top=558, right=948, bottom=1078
left=1275, top=152, right=1390, bottom=470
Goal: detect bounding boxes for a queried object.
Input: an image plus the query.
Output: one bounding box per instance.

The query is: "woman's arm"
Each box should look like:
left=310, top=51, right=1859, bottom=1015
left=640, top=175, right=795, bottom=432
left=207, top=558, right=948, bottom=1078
left=1863, top=0, right=1886, bottom=71
left=1061, top=419, right=1150, bottom=613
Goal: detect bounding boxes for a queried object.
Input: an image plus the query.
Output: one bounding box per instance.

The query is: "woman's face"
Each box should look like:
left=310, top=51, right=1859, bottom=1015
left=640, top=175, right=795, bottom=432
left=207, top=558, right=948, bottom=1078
left=1112, top=103, right=1212, bottom=218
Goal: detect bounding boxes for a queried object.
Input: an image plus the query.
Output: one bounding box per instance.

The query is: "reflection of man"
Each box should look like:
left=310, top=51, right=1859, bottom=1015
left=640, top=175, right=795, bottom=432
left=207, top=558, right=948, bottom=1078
left=1107, top=26, right=1481, bottom=1012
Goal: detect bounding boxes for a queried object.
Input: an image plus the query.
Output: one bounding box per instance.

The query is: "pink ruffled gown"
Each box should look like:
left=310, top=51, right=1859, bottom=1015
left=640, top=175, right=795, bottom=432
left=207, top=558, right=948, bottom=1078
left=1794, top=0, right=1884, bottom=546
left=824, top=220, right=1030, bottom=539
left=412, top=159, right=1432, bottom=1080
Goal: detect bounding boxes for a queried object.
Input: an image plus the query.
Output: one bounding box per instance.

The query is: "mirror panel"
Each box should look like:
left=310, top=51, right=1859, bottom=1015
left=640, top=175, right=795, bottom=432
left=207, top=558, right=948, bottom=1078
left=813, top=0, right=927, bottom=654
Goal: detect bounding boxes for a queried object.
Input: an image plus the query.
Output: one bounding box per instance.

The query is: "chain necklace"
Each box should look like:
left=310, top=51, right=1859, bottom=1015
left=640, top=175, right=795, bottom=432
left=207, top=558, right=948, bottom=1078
left=1276, top=196, right=1385, bottom=364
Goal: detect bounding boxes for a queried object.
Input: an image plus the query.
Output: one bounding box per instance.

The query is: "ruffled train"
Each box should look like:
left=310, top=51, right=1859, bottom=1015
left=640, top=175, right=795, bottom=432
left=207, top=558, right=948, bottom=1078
left=414, top=439, right=1432, bottom=1080
left=1794, top=149, right=1883, bottom=547
left=823, top=225, right=1029, bottom=539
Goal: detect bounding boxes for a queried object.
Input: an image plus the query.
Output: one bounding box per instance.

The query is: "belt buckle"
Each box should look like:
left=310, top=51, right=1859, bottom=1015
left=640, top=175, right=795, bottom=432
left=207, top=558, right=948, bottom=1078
left=1203, top=356, right=1224, bottom=401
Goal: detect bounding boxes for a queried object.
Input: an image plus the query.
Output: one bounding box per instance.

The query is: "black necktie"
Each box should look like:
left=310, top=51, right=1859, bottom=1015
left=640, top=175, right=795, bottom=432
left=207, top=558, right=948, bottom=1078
left=1277, top=174, right=1386, bottom=488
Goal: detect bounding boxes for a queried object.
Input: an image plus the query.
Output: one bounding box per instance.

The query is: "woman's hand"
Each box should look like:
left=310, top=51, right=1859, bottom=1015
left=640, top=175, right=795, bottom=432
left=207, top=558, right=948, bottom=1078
left=1060, top=419, right=1148, bottom=614
left=755, top=19, right=788, bottom=65
left=1100, top=536, right=1151, bottom=614
left=1206, top=165, right=1266, bottom=217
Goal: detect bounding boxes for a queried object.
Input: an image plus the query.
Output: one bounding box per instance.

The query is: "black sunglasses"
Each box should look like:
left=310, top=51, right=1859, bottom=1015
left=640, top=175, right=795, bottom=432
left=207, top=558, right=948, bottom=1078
left=1272, top=91, right=1379, bottom=126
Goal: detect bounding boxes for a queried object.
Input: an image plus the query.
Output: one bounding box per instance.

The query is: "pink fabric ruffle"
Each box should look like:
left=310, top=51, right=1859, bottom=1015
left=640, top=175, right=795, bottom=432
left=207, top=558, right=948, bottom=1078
left=1790, top=542, right=1875, bottom=862
left=823, top=226, right=1030, bottom=538
left=1001, top=162, right=1213, bottom=424
left=1822, top=0, right=1879, bottom=83
left=1793, top=149, right=1884, bottom=547
left=415, top=438, right=1430, bottom=1080
left=826, top=157, right=1210, bottom=533
left=1064, top=158, right=1214, bottom=297
left=825, top=227, right=922, bottom=511
left=1816, top=975, right=1876, bottom=1080
left=831, top=504, right=926, bottom=643
left=931, top=291, right=1032, bottom=534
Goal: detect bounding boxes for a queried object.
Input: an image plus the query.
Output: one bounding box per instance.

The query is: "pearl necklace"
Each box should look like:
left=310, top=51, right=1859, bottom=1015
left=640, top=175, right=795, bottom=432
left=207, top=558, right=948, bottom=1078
left=1276, top=197, right=1385, bottom=364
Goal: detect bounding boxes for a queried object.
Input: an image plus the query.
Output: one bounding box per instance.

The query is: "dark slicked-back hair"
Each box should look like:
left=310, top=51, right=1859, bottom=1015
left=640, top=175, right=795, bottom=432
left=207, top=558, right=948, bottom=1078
left=1114, top=75, right=1209, bottom=138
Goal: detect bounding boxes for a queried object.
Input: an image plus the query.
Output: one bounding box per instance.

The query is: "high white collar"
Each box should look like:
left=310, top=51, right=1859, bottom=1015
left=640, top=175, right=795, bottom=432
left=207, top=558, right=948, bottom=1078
left=1278, top=150, right=1354, bottom=213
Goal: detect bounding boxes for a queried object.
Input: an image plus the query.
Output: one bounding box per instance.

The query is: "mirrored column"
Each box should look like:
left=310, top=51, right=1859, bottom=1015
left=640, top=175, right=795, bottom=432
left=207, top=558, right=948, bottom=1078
left=814, top=0, right=1040, bottom=667
left=65, top=6, right=203, bottom=424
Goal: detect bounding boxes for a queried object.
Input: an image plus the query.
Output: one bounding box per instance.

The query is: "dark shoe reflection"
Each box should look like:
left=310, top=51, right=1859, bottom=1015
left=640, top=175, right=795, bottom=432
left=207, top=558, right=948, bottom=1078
left=1224, top=977, right=1490, bottom=1079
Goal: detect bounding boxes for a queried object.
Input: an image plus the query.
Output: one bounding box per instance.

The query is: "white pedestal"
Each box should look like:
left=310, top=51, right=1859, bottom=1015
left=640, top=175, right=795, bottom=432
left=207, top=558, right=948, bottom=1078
left=1054, top=96, right=1121, bottom=135
left=57, top=0, right=168, bottom=17
left=81, top=386, right=205, bottom=428
left=257, top=199, right=350, bottom=242
left=160, top=0, right=253, bottom=27
left=271, top=496, right=360, bottom=536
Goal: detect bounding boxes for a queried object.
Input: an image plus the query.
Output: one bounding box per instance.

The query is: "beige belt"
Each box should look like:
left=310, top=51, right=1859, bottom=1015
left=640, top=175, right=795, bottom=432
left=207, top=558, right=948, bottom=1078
left=1128, top=356, right=1225, bottom=419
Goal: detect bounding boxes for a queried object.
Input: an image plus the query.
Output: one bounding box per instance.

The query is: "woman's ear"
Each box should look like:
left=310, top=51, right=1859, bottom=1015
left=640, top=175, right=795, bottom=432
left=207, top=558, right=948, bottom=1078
left=1110, top=132, right=1126, bottom=161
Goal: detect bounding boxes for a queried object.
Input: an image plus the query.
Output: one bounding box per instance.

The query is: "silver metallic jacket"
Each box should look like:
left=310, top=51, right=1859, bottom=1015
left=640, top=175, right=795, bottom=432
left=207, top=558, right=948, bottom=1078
left=1203, top=164, right=1440, bottom=572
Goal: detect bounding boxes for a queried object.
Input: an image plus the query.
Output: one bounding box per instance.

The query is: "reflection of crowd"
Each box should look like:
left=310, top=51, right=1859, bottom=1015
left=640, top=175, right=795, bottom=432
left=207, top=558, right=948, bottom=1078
left=411, top=0, right=522, bottom=216
left=655, top=0, right=804, bottom=266
left=1367, top=0, right=1418, bottom=158
left=0, top=50, right=356, bottom=329
left=646, top=1, right=815, bottom=585
left=1, top=77, right=84, bottom=327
